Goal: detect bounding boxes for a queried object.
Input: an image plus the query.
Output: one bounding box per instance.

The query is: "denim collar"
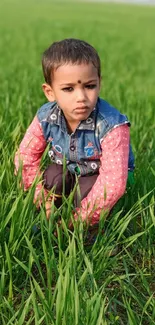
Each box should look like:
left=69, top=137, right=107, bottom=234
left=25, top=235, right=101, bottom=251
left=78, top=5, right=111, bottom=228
left=47, top=102, right=96, bottom=132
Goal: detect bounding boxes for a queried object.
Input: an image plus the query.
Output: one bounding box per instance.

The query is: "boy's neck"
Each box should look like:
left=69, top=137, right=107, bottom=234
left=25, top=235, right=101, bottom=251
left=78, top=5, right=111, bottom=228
left=67, top=120, right=80, bottom=134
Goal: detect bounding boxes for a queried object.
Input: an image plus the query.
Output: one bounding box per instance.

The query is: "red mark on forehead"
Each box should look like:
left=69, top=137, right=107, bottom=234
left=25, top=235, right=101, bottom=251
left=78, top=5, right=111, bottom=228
left=78, top=80, right=81, bottom=84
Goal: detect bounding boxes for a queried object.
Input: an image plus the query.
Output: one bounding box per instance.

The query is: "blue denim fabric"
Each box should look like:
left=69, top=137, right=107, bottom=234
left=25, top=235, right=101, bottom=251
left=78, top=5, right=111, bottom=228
left=37, top=97, right=135, bottom=176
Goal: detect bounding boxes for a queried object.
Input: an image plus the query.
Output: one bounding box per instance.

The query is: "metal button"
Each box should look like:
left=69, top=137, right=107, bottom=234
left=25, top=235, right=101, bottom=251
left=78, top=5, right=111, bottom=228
left=50, top=113, right=57, bottom=120
left=86, top=117, right=93, bottom=124
left=70, top=145, right=75, bottom=151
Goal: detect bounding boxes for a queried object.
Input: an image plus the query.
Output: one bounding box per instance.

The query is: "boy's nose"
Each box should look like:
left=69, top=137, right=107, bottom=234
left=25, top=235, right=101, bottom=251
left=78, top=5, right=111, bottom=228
left=76, top=89, right=86, bottom=102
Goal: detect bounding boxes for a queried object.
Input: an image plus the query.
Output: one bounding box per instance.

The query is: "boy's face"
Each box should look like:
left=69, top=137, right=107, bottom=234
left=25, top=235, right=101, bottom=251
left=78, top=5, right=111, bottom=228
left=42, top=62, right=100, bottom=131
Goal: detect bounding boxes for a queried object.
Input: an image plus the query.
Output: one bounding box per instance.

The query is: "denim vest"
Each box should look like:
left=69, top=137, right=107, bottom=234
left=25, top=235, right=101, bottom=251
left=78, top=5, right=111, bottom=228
left=37, top=97, right=135, bottom=176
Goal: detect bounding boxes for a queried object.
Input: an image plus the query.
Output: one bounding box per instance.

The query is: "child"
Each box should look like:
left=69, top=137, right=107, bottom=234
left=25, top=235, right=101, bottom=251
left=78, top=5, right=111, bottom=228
left=15, top=38, right=134, bottom=226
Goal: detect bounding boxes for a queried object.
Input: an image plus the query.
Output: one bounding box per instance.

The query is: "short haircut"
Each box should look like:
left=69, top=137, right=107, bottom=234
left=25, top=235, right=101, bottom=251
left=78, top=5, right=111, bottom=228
left=42, top=38, right=101, bottom=85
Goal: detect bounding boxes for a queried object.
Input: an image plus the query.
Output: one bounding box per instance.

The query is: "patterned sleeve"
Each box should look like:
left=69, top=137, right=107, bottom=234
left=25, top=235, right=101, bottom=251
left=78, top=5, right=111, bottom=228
left=14, top=116, right=49, bottom=204
left=74, top=124, right=130, bottom=225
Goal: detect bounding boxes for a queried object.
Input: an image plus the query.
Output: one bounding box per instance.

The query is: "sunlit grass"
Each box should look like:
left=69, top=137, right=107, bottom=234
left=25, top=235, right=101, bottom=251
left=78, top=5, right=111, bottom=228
left=0, top=0, right=155, bottom=324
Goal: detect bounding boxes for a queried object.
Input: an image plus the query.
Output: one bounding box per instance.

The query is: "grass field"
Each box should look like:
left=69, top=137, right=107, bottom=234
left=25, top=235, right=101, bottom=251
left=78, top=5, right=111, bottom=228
left=0, top=0, right=155, bottom=324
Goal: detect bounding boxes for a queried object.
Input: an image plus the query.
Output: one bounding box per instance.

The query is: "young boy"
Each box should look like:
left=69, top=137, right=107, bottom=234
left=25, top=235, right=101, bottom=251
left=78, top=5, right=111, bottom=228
left=15, top=38, right=134, bottom=226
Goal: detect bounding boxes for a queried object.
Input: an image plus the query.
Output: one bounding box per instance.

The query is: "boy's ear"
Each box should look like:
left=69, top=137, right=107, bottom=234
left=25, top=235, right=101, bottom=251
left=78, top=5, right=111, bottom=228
left=42, top=83, right=55, bottom=102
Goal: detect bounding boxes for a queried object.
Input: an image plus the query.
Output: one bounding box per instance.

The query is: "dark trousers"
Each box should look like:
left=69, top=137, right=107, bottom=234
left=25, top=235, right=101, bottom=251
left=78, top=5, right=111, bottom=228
left=43, top=164, right=98, bottom=208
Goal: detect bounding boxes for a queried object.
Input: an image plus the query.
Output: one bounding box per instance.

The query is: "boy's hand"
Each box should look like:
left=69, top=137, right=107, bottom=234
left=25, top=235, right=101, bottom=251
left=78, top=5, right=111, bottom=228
left=45, top=201, right=52, bottom=220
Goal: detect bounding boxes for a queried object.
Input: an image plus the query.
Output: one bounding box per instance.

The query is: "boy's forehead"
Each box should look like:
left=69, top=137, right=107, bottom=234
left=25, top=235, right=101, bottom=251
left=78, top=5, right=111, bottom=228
left=52, top=62, right=99, bottom=84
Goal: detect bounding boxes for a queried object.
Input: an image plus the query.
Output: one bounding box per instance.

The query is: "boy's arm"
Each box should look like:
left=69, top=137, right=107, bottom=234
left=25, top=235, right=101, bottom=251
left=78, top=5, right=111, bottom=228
left=14, top=116, right=49, bottom=205
left=74, top=124, right=129, bottom=225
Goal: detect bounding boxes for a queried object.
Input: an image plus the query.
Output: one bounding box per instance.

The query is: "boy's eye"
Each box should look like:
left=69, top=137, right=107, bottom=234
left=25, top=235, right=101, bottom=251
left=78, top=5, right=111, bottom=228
left=62, top=87, right=73, bottom=92
left=85, top=84, right=96, bottom=89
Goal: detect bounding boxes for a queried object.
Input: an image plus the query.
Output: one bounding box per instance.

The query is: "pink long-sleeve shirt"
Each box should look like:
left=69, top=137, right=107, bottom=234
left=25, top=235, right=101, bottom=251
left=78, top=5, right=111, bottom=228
left=15, top=116, right=129, bottom=224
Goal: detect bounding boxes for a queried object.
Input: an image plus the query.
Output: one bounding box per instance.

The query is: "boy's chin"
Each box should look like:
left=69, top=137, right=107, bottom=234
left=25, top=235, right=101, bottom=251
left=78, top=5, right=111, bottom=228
left=74, top=111, right=92, bottom=120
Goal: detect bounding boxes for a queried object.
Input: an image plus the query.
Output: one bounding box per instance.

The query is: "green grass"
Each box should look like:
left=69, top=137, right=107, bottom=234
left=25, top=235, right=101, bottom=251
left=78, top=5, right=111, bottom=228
left=0, top=0, right=155, bottom=324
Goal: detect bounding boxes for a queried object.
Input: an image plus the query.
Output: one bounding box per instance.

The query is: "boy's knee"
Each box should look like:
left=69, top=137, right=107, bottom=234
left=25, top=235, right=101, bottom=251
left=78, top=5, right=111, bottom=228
left=43, top=164, right=63, bottom=193
left=43, top=164, right=74, bottom=196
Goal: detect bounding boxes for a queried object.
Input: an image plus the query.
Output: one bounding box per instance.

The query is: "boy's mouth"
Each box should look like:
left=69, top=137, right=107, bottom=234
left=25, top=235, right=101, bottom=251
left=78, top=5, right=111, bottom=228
left=74, top=106, right=89, bottom=113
